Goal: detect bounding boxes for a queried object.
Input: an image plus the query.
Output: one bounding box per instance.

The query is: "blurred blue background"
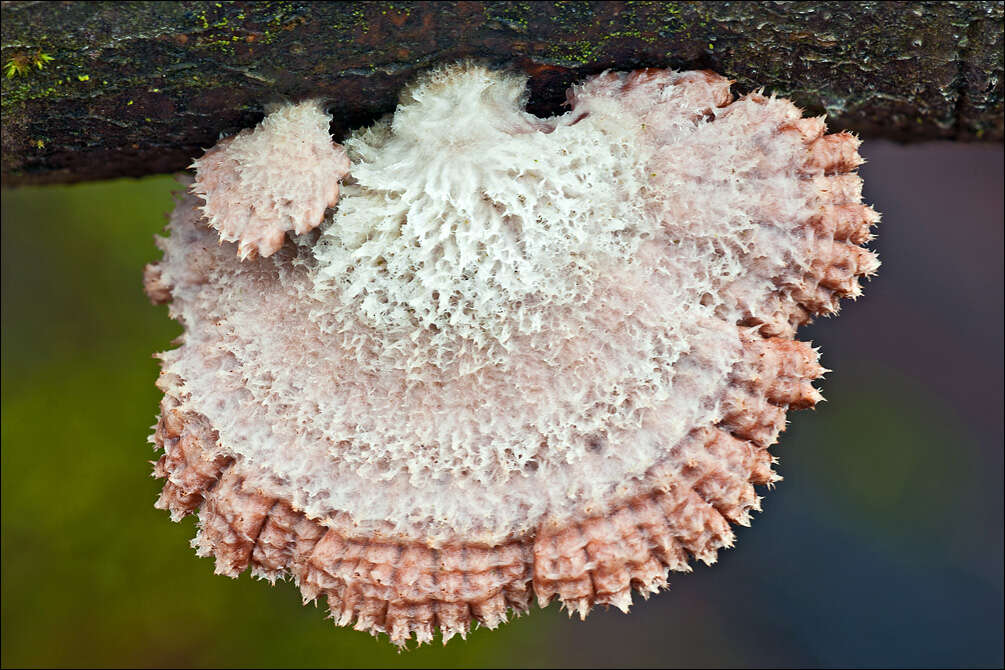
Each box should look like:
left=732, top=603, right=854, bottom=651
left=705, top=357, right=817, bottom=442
left=2, top=141, right=1002, bottom=668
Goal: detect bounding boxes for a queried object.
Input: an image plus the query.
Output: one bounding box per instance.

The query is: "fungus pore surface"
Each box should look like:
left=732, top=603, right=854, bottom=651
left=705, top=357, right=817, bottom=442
left=145, top=63, right=880, bottom=646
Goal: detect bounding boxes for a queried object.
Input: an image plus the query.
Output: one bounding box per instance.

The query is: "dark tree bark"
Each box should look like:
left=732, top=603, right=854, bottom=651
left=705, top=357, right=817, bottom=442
left=2, top=1, right=1002, bottom=186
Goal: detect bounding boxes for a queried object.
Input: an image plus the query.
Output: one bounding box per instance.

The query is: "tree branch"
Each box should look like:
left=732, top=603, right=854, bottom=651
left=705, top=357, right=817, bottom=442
left=2, top=1, right=1002, bottom=186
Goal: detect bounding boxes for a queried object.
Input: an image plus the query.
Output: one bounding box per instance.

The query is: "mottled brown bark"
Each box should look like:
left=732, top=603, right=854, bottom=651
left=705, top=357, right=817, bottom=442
left=2, top=1, right=1002, bottom=186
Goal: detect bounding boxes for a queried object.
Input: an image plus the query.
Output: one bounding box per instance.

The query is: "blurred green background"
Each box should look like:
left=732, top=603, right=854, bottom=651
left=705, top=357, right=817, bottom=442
left=2, top=141, right=1003, bottom=668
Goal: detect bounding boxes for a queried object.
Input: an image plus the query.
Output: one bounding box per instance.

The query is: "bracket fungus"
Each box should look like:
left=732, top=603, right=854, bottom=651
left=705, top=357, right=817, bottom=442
left=144, top=62, right=880, bottom=646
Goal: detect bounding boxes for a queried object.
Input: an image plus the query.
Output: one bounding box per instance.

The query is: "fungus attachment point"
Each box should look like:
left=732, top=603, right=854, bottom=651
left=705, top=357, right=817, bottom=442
left=145, top=63, right=879, bottom=646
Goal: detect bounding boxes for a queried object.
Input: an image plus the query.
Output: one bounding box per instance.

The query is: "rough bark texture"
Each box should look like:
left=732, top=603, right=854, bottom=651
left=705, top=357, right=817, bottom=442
left=2, top=0, right=1002, bottom=186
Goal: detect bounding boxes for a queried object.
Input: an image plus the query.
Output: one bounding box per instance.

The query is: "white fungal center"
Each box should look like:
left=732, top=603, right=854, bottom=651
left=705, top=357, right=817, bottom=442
left=163, top=64, right=817, bottom=544
left=313, top=67, right=650, bottom=343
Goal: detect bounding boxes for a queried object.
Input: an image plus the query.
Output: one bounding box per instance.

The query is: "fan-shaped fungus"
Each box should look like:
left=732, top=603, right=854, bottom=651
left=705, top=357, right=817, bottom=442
left=144, top=63, right=879, bottom=646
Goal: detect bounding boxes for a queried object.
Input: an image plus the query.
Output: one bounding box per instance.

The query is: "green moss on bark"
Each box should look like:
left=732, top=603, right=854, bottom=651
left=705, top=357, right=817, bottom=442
left=2, top=0, right=1001, bottom=185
